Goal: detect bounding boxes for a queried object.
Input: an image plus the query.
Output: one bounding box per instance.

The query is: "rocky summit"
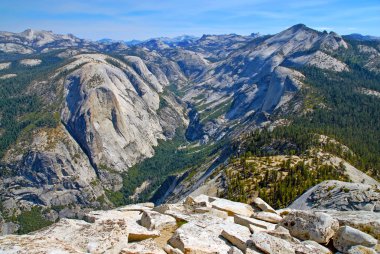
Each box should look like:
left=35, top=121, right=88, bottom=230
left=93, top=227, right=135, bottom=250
left=0, top=194, right=378, bottom=254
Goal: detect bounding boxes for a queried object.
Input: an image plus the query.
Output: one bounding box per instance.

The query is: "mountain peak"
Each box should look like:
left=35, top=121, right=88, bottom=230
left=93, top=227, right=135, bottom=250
left=285, top=23, right=315, bottom=34
left=291, top=23, right=307, bottom=29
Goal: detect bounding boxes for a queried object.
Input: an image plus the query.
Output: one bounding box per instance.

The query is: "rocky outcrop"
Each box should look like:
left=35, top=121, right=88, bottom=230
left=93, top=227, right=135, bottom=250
left=210, top=197, right=256, bottom=216
left=120, top=239, right=166, bottom=254
left=0, top=125, right=105, bottom=220
left=323, top=210, right=380, bottom=240
left=333, top=226, right=377, bottom=252
left=279, top=210, right=339, bottom=243
left=289, top=180, right=380, bottom=211
left=61, top=54, right=169, bottom=172
left=0, top=195, right=378, bottom=253
left=250, top=231, right=296, bottom=254
left=287, top=50, right=348, bottom=72
left=0, top=62, right=11, bottom=70
left=252, top=211, right=283, bottom=223
left=141, top=210, right=177, bottom=230
left=19, top=58, right=42, bottom=66
left=0, top=52, right=188, bottom=219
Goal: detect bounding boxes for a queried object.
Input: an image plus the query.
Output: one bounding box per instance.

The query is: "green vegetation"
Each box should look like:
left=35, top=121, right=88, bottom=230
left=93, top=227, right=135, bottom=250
left=106, top=129, right=219, bottom=205
left=292, top=62, right=380, bottom=179
left=222, top=126, right=351, bottom=208
left=166, top=83, right=186, bottom=97
left=0, top=52, right=68, bottom=159
left=222, top=46, right=380, bottom=207
left=176, top=220, right=188, bottom=227
left=16, top=207, right=54, bottom=234
left=224, top=158, right=348, bottom=208
left=105, top=189, right=125, bottom=207
left=199, top=99, right=233, bottom=123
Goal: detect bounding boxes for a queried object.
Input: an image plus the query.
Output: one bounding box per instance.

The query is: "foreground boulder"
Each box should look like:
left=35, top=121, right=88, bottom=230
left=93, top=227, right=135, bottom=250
left=141, top=211, right=177, bottom=230
left=347, top=245, right=377, bottom=254
left=0, top=218, right=129, bottom=254
left=0, top=235, right=85, bottom=254
left=234, top=214, right=276, bottom=231
left=211, top=198, right=255, bottom=216
left=295, top=240, right=332, bottom=254
left=184, top=194, right=212, bottom=207
left=120, top=239, right=166, bottom=254
left=0, top=193, right=377, bottom=253
left=324, top=210, right=380, bottom=240
left=289, top=180, right=380, bottom=211
left=252, top=211, right=283, bottom=223
left=265, top=226, right=301, bottom=244
left=249, top=231, right=295, bottom=254
left=333, top=226, right=377, bottom=252
left=85, top=209, right=160, bottom=242
left=169, top=220, right=232, bottom=253
left=279, top=210, right=339, bottom=243
left=252, top=197, right=277, bottom=214
left=221, top=224, right=251, bottom=251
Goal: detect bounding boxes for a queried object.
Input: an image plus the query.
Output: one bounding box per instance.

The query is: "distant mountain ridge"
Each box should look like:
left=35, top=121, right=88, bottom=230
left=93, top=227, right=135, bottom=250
left=97, top=35, right=200, bottom=46
left=0, top=24, right=379, bottom=236
left=344, top=33, right=380, bottom=41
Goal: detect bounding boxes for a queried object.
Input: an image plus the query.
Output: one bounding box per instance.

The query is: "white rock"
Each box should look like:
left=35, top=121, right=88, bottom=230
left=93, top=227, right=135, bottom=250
left=194, top=207, right=229, bottom=219
left=153, top=204, right=190, bottom=222
left=280, top=210, right=339, bottom=243
left=168, top=221, right=232, bottom=253
left=20, top=58, right=42, bottom=66
left=333, top=226, right=377, bottom=253
left=0, top=62, right=11, bottom=70
left=120, top=239, right=166, bottom=254
left=184, top=194, right=211, bottom=207
left=0, top=42, right=34, bottom=54
left=221, top=223, right=251, bottom=251
left=323, top=210, right=380, bottom=240
left=253, top=197, right=277, bottom=214
left=211, top=198, right=254, bottom=216
left=0, top=235, right=85, bottom=253
left=0, top=74, right=17, bottom=79
left=296, top=240, right=332, bottom=254
left=141, top=211, right=177, bottom=230
left=253, top=211, right=283, bottom=223
left=249, top=224, right=269, bottom=233
left=288, top=50, right=348, bottom=72
left=234, top=214, right=276, bottom=230
left=60, top=54, right=181, bottom=172
left=85, top=209, right=160, bottom=242
left=250, top=231, right=295, bottom=254
left=266, top=226, right=301, bottom=244
left=0, top=218, right=128, bottom=254
left=347, top=245, right=377, bottom=254
left=117, top=203, right=154, bottom=212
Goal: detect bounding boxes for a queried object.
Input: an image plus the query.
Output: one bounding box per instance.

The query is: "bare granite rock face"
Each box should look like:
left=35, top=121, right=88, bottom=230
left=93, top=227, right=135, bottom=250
left=141, top=210, right=177, bottom=230
left=250, top=231, right=296, bottom=254
left=0, top=52, right=187, bottom=220
left=60, top=54, right=185, bottom=172
left=333, top=226, right=377, bottom=253
left=323, top=210, right=380, bottom=240
left=289, top=180, right=380, bottom=212
left=279, top=210, right=339, bottom=243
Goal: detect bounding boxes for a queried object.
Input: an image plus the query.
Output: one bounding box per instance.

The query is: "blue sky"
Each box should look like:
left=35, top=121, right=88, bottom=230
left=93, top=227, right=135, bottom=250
left=0, top=0, right=379, bottom=40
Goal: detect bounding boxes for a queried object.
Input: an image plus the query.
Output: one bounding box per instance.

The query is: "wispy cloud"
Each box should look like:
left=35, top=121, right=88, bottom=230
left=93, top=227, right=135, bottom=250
left=0, top=0, right=379, bottom=40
